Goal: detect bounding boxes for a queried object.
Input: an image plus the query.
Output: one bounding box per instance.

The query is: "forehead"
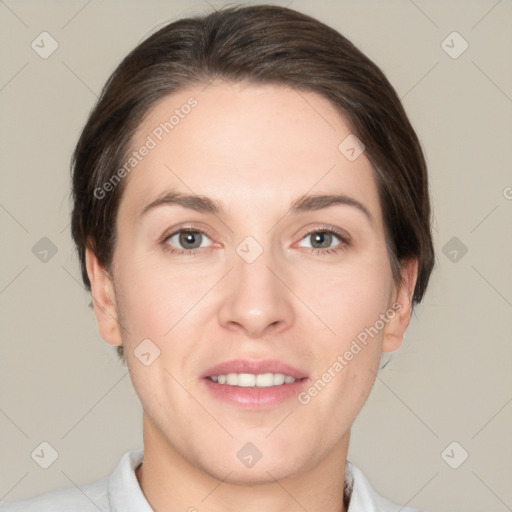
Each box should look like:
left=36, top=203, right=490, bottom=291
left=119, top=81, right=381, bottom=223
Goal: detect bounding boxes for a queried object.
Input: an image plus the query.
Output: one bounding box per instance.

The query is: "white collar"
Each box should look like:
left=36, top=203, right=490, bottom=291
left=107, top=449, right=421, bottom=512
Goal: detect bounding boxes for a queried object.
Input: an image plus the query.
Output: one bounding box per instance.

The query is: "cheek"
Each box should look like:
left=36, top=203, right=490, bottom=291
left=113, top=253, right=215, bottom=342
left=116, top=274, right=169, bottom=337
left=296, top=250, right=393, bottom=403
left=295, top=269, right=390, bottom=429
left=299, top=253, right=393, bottom=347
left=113, top=228, right=394, bottom=350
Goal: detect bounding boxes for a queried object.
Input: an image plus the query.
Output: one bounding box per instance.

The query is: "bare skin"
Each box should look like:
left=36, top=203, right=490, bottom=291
left=86, top=80, right=417, bottom=512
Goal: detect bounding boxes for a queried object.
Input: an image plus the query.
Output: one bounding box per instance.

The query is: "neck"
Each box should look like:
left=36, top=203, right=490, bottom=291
left=135, top=413, right=350, bottom=512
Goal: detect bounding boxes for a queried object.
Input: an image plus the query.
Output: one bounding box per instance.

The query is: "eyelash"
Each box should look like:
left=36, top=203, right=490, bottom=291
left=160, top=226, right=350, bottom=257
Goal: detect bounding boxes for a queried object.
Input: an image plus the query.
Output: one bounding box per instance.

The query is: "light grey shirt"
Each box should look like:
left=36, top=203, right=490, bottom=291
left=1, top=449, right=422, bottom=511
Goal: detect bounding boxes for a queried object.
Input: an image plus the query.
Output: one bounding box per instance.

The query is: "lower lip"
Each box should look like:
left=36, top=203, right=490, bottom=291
left=202, top=377, right=309, bottom=409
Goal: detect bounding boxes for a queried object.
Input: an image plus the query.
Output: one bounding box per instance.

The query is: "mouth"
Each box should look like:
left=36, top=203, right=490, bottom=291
left=206, top=372, right=304, bottom=387
left=201, top=359, right=309, bottom=409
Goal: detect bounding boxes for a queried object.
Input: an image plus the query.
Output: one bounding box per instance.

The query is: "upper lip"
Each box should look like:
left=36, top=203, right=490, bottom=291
left=201, top=359, right=308, bottom=379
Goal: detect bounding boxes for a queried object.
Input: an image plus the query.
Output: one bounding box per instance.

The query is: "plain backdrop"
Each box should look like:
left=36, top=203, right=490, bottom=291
left=1, top=1, right=511, bottom=511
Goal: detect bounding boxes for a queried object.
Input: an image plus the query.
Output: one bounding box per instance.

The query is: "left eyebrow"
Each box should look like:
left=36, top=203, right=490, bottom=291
left=290, top=193, right=375, bottom=226
left=138, top=191, right=375, bottom=226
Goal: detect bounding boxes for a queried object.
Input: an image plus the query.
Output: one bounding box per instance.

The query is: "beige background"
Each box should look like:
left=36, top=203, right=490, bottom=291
left=1, top=0, right=511, bottom=510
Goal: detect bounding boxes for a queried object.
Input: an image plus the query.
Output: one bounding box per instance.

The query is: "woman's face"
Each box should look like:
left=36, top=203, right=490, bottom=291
left=88, top=81, right=416, bottom=483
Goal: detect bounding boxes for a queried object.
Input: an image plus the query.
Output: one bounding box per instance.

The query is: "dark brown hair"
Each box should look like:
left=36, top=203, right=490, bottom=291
left=71, top=4, right=435, bottom=361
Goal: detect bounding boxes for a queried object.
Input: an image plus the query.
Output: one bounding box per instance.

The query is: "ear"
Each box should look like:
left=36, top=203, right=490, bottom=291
left=382, top=258, right=419, bottom=353
left=85, top=245, right=122, bottom=347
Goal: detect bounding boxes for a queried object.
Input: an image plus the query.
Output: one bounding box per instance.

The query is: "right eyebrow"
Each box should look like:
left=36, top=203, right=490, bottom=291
left=138, top=190, right=375, bottom=227
left=138, top=191, right=222, bottom=218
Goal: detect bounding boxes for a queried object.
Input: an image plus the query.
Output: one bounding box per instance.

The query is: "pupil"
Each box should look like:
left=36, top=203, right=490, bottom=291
left=313, top=232, right=331, bottom=248
left=177, top=231, right=332, bottom=250
left=180, top=231, right=201, bottom=249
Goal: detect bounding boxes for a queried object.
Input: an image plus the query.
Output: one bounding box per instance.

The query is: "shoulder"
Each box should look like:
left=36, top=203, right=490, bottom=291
left=1, top=449, right=145, bottom=512
left=347, top=461, right=423, bottom=512
left=0, top=476, right=109, bottom=512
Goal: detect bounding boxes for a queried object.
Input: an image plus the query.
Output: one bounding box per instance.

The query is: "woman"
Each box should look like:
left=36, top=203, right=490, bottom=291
left=4, top=4, right=434, bottom=511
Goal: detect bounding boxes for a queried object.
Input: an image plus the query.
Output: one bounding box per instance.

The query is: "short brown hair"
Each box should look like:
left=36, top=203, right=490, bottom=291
left=71, top=4, right=435, bottom=361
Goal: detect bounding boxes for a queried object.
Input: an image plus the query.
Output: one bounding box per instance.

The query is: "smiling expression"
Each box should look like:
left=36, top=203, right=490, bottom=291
left=86, top=80, right=415, bottom=483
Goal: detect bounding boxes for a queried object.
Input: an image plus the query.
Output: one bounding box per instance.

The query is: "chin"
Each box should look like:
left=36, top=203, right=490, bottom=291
left=203, top=459, right=305, bottom=486
left=195, top=443, right=312, bottom=485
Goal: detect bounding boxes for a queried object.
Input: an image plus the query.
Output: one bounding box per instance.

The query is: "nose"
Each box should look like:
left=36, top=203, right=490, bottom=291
left=217, top=241, right=295, bottom=338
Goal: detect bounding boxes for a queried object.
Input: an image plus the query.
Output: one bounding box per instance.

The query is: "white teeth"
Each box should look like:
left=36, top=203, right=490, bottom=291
left=236, top=373, right=255, bottom=387
left=256, top=373, right=274, bottom=387
left=209, top=372, right=297, bottom=387
left=226, top=373, right=238, bottom=385
left=273, top=373, right=285, bottom=385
